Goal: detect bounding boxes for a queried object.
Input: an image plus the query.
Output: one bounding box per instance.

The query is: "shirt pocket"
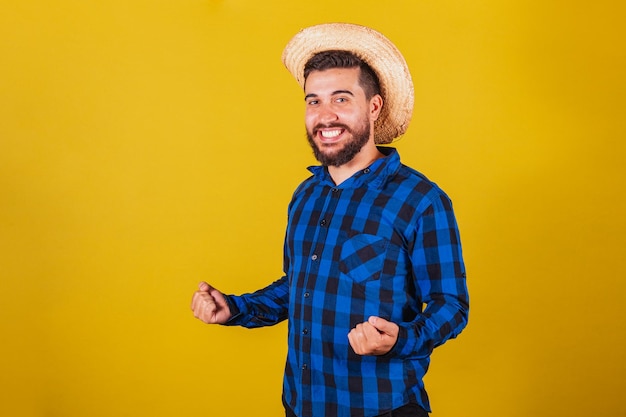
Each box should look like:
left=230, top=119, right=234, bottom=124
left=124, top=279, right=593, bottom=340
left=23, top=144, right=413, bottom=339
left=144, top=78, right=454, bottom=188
left=338, top=233, right=389, bottom=283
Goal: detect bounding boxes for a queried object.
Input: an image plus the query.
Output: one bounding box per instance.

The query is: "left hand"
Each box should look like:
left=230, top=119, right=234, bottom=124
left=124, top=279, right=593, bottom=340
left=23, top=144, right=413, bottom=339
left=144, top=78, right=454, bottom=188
left=348, top=316, right=399, bottom=356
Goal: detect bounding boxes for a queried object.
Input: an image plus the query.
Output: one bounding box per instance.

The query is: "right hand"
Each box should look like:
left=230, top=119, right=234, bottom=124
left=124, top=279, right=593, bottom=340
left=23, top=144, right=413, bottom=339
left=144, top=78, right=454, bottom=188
left=190, top=282, right=232, bottom=324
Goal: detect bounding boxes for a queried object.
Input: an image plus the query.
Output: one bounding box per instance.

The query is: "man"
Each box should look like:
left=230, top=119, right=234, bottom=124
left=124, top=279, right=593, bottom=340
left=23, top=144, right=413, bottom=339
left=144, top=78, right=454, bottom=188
left=191, top=23, right=469, bottom=417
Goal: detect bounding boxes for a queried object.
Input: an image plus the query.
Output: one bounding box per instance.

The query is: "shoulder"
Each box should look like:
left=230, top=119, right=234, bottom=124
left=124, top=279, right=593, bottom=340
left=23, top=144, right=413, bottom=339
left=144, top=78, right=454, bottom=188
left=291, top=173, right=317, bottom=198
left=391, top=164, right=453, bottom=208
left=286, top=174, right=319, bottom=214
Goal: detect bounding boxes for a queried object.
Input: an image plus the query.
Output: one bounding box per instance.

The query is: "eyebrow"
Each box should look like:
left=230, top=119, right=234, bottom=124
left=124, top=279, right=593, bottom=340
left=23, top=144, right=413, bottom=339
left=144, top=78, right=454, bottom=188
left=304, top=90, right=355, bottom=101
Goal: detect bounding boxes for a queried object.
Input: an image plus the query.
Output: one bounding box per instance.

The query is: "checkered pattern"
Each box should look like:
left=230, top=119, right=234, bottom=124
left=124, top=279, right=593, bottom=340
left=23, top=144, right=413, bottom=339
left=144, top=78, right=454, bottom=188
left=226, top=147, right=469, bottom=417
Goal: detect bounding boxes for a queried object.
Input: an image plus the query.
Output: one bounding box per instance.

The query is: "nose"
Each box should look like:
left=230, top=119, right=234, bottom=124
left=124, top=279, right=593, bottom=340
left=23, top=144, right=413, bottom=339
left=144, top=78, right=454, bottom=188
left=316, top=103, right=339, bottom=124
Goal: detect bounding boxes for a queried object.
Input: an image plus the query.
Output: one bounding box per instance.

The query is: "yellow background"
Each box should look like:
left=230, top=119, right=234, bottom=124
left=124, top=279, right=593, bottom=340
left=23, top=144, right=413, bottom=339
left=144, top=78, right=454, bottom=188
left=1, top=1, right=625, bottom=416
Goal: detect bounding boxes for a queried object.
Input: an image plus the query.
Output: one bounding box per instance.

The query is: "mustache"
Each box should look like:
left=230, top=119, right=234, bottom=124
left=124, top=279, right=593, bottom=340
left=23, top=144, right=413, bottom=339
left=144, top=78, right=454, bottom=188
left=311, top=123, right=351, bottom=135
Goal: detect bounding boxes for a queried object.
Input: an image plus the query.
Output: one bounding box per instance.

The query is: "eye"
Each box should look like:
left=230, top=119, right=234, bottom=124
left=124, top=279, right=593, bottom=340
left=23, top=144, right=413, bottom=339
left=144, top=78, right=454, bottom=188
left=335, top=96, right=349, bottom=103
left=306, top=99, right=319, bottom=106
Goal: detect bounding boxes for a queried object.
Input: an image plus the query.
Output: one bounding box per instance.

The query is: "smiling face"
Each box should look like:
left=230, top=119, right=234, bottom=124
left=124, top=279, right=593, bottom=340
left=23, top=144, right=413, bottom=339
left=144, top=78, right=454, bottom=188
left=304, top=67, right=382, bottom=167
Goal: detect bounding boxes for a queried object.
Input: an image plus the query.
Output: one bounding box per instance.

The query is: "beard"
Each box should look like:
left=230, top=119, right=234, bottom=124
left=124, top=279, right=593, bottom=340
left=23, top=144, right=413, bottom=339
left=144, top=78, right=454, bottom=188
left=306, top=118, right=371, bottom=167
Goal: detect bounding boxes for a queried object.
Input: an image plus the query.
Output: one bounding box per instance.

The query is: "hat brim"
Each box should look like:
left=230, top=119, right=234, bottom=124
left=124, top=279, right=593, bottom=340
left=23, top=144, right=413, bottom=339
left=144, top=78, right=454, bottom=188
left=282, top=23, right=414, bottom=144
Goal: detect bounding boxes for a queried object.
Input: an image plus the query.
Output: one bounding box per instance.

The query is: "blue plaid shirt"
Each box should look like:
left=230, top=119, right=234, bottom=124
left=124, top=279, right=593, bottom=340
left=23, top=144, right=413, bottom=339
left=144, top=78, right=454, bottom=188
left=225, top=147, right=469, bottom=417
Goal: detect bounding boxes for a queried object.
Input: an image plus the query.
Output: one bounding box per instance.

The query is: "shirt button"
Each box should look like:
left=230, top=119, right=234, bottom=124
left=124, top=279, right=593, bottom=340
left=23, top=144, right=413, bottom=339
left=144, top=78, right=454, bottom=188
left=364, top=168, right=371, bottom=174
left=320, top=219, right=327, bottom=226
left=311, top=254, right=318, bottom=260
left=304, top=292, right=310, bottom=298
left=331, top=188, right=338, bottom=193
left=302, top=328, right=308, bottom=335
left=302, top=364, right=308, bottom=370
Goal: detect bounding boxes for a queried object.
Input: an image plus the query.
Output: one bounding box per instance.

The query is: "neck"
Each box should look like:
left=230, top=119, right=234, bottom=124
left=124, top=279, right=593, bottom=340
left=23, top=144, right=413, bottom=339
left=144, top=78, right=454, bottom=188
left=327, top=142, right=384, bottom=185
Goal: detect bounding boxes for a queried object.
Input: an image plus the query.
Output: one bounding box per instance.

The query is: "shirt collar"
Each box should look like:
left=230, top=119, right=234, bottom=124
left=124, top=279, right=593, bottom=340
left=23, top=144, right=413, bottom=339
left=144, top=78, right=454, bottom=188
left=307, top=147, right=401, bottom=189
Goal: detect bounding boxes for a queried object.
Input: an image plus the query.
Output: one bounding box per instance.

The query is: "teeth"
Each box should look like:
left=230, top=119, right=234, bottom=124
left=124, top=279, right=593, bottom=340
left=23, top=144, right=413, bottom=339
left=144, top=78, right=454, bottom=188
left=320, top=129, right=341, bottom=138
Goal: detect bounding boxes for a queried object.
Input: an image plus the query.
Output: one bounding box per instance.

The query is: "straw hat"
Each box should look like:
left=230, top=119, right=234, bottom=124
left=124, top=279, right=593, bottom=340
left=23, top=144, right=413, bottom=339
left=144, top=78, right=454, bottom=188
left=282, top=23, right=414, bottom=144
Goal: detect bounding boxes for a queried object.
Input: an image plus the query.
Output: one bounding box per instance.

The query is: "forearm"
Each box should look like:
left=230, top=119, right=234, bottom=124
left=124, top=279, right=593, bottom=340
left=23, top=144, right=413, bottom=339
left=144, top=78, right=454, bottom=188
left=223, top=276, right=290, bottom=328
left=390, top=291, right=469, bottom=359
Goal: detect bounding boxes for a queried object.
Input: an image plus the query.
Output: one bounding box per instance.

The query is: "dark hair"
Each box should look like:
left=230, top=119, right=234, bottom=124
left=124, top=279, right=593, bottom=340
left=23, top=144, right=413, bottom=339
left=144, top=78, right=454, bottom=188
left=303, top=50, right=381, bottom=99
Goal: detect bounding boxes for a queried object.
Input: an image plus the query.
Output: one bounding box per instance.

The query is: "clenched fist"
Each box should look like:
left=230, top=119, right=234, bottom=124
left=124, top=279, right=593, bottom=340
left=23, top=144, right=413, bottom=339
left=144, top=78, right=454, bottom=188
left=190, top=282, right=232, bottom=324
left=348, top=316, right=399, bottom=356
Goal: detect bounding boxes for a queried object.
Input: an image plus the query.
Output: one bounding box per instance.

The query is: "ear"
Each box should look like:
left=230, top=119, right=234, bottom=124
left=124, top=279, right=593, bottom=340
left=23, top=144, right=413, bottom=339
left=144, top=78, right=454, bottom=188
left=369, top=94, right=383, bottom=122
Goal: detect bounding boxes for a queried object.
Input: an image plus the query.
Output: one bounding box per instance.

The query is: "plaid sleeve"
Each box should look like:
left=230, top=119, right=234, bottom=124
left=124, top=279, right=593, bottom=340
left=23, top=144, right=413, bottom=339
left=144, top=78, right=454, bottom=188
left=389, top=192, right=469, bottom=359
left=223, top=276, right=290, bottom=328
